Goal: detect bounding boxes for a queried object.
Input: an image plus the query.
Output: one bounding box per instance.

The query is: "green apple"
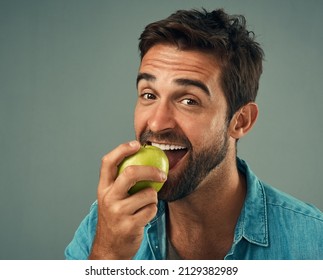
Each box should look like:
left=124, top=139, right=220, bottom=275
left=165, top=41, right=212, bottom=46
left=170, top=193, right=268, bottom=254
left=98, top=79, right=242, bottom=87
left=118, top=145, right=169, bottom=194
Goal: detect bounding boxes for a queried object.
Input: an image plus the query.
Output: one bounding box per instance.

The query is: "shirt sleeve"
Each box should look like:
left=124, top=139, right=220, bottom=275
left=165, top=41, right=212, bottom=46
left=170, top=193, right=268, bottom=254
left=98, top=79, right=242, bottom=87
left=64, top=201, right=98, bottom=260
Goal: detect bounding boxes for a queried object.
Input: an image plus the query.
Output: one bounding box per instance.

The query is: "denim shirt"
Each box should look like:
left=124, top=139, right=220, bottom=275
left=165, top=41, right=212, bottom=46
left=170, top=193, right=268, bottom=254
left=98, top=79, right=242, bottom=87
left=65, top=158, right=323, bottom=260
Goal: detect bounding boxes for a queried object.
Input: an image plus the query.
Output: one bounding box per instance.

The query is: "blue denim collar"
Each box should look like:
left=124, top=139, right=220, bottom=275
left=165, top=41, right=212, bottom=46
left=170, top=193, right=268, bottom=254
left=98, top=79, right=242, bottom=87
left=233, top=158, right=269, bottom=247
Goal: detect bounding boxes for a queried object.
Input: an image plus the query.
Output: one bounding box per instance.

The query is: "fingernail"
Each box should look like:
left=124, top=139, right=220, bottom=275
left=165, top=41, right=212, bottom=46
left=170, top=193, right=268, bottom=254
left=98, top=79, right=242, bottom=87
left=129, top=140, right=139, bottom=147
left=160, top=171, right=167, bottom=181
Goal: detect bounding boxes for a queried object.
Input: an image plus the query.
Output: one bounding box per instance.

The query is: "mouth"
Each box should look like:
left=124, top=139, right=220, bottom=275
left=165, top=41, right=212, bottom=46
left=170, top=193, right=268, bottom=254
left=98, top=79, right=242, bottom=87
left=149, top=142, right=188, bottom=170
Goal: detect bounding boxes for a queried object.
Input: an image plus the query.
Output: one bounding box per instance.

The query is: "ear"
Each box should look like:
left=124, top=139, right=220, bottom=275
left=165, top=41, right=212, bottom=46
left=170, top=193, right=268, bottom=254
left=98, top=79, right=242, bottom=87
left=229, top=102, right=258, bottom=140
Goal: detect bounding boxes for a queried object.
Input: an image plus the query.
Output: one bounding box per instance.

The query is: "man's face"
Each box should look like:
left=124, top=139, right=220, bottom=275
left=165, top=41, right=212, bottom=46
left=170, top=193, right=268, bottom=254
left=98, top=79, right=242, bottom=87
left=135, top=44, right=230, bottom=201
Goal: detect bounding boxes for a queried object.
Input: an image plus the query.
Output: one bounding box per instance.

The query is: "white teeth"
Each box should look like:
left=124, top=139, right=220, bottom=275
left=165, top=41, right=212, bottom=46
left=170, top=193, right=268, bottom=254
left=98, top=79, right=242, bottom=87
left=151, top=142, right=186, bottom=151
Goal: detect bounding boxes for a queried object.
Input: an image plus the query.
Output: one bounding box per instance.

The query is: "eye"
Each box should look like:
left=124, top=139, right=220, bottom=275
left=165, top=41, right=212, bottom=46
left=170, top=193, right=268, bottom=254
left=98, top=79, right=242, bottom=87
left=181, top=98, right=199, bottom=106
left=141, top=92, right=156, bottom=100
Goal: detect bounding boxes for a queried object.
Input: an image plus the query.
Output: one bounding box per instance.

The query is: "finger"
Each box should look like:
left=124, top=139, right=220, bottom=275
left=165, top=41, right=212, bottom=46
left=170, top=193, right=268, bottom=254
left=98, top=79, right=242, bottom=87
left=120, top=187, right=158, bottom=215
left=132, top=203, right=158, bottom=227
left=112, top=165, right=167, bottom=198
left=99, top=140, right=141, bottom=190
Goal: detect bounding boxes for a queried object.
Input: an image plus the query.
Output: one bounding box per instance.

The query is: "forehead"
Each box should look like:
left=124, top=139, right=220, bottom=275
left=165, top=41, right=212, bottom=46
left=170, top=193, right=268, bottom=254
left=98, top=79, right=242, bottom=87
left=139, top=44, right=221, bottom=82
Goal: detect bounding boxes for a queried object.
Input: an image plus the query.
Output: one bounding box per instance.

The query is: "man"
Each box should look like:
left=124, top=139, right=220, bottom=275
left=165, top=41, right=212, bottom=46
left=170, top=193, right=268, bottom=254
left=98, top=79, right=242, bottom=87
left=65, top=8, right=323, bottom=259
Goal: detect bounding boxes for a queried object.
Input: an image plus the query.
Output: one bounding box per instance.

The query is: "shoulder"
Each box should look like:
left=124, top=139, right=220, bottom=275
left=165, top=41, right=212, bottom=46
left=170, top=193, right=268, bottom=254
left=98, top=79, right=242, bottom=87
left=263, top=183, right=323, bottom=258
left=263, top=182, right=323, bottom=222
left=238, top=157, right=323, bottom=223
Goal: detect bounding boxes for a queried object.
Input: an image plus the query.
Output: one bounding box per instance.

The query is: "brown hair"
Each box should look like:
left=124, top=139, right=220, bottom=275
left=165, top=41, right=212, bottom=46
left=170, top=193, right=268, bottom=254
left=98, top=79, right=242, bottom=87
left=139, top=8, right=264, bottom=120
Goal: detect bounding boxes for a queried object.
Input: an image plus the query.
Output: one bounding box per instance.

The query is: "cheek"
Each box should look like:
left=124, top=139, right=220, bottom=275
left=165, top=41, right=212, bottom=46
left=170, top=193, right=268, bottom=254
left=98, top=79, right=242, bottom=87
left=181, top=121, right=207, bottom=149
left=190, top=118, right=225, bottom=148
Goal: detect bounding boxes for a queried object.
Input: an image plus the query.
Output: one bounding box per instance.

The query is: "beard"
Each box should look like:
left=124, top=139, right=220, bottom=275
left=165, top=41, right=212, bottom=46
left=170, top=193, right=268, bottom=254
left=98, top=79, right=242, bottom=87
left=139, top=127, right=229, bottom=202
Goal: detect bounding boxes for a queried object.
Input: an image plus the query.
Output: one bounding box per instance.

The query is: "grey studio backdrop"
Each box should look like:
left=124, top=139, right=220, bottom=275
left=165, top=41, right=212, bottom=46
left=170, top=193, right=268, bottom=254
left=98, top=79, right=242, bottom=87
left=1, top=0, right=322, bottom=260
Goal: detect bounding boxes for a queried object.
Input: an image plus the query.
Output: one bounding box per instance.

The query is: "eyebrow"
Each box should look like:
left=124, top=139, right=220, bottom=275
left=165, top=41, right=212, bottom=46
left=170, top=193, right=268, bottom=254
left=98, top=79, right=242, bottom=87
left=136, top=73, right=156, bottom=88
left=136, top=72, right=210, bottom=96
left=174, top=78, right=210, bottom=96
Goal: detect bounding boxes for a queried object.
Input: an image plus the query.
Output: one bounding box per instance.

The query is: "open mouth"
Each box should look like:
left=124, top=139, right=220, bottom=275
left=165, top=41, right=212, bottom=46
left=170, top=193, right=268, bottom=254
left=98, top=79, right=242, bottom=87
left=149, top=142, right=188, bottom=170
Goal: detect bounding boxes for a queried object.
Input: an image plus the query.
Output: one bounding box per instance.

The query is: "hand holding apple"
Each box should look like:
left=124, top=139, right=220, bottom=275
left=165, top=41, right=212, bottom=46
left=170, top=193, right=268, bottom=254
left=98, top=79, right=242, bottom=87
left=89, top=141, right=168, bottom=259
left=118, top=145, right=169, bottom=194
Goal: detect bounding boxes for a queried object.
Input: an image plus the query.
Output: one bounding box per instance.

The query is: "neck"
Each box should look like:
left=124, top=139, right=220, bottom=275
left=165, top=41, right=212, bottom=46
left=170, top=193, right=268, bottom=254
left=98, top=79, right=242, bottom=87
left=168, top=157, right=245, bottom=224
left=166, top=156, right=246, bottom=259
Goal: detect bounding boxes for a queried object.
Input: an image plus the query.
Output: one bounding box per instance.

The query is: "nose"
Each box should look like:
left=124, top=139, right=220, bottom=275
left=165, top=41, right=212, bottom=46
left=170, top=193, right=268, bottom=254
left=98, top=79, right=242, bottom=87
left=147, top=101, right=176, bottom=133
